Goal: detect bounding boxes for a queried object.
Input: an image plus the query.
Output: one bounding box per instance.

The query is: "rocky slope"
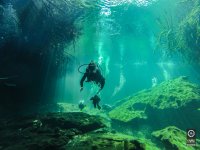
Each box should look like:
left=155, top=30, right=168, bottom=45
left=0, top=112, right=151, bottom=150
left=109, top=77, right=200, bottom=130
left=152, top=126, right=200, bottom=150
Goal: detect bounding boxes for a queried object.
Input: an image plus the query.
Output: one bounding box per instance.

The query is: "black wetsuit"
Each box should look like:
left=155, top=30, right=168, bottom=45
left=90, top=95, right=101, bottom=110
left=80, top=64, right=105, bottom=90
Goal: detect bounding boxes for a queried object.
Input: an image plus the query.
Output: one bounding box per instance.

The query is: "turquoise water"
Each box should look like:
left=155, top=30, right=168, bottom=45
left=54, top=0, right=200, bottom=106
left=0, top=0, right=200, bottom=149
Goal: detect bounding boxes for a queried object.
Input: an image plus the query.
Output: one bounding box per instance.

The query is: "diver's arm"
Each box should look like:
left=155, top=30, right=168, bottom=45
left=80, top=73, right=87, bottom=90
left=97, top=77, right=105, bottom=94
left=100, top=77, right=105, bottom=89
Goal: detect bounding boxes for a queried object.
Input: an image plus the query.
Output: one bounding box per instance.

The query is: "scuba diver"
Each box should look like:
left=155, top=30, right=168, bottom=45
left=79, top=60, right=105, bottom=94
left=90, top=95, right=101, bottom=110
left=78, top=100, right=86, bottom=111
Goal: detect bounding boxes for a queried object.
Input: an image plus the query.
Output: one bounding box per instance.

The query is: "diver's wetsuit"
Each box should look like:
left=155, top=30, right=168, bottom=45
left=80, top=63, right=105, bottom=90
left=90, top=95, right=101, bottom=110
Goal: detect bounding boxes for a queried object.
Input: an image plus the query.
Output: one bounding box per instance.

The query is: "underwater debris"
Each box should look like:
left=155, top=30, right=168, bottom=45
left=152, top=126, right=200, bottom=150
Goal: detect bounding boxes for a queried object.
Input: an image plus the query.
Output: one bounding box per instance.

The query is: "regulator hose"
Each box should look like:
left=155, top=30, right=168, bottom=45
left=78, top=64, right=105, bottom=77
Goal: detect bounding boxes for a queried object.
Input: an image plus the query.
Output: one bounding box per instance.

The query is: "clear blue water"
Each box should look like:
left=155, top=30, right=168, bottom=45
left=0, top=0, right=200, bottom=149
left=53, top=0, right=200, bottom=106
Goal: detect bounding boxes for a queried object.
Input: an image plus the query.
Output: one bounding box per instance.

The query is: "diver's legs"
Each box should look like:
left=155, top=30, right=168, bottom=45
left=93, top=101, right=97, bottom=108
left=97, top=104, right=101, bottom=110
left=100, top=78, right=105, bottom=89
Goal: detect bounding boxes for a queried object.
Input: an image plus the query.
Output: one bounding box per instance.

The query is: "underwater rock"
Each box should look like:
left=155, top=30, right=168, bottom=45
left=101, top=104, right=113, bottom=112
left=109, top=77, right=200, bottom=130
left=0, top=112, right=160, bottom=149
left=57, top=102, right=112, bottom=128
left=152, top=126, right=200, bottom=150
left=66, top=132, right=159, bottom=150
left=57, top=102, right=80, bottom=112
left=0, top=112, right=105, bottom=150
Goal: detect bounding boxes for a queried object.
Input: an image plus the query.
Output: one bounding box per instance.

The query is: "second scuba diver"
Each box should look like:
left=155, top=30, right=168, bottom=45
left=90, top=95, right=101, bottom=110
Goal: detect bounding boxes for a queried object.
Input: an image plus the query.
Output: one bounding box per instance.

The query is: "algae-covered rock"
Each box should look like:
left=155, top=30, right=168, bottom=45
left=66, top=132, right=159, bottom=150
left=0, top=112, right=106, bottom=150
left=109, top=77, right=200, bottom=123
left=57, top=102, right=80, bottom=112
left=0, top=112, right=161, bottom=150
left=152, top=126, right=200, bottom=150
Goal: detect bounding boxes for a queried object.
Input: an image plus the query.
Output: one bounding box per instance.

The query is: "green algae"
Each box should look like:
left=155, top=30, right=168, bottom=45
left=157, top=0, right=200, bottom=64
left=66, top=132, right=159, bottom=150
left=152, top=126, right=200, bottom=150
left=109, top=77, right=200, bottom=122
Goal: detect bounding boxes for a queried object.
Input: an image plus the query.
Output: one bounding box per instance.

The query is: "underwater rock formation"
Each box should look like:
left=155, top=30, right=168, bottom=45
left=0, top=112, right=105, bottom=150
left=57, top=102, right=112, bottom=128
left=57, top=102, right=81, bottom=112
left=109, top=77, right=200, bottom=130
left=0, top=112, right=155, bottom=150
left=66, top=132, right=159, bottom=150
left=152, top=126, right=200, bottom=150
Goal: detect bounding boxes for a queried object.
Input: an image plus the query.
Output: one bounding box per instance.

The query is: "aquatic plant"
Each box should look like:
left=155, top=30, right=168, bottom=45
left=156, top=11, right=178, bottom=56
left=176, top=2, right=200, bottom=64
left=157, top=0, right=200, bottom=64
left=0, top=0, right=89, bottom=114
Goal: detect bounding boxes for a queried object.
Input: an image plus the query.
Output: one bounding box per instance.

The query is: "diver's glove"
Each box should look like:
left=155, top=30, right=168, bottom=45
left=97, top=88, right=102, bottom=94
left=80, top=87, right=83, bottom=92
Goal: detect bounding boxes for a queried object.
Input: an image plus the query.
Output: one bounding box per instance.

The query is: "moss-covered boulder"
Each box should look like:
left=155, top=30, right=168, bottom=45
left=66, top=132, right=159, bottom=150
left=109, top=77, right=200, bottom=130
left=152, top=126, right=200, bottom=150
left=57, top=102, right=80, bottom=112
left=109, top=77, right=200, bottom=122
